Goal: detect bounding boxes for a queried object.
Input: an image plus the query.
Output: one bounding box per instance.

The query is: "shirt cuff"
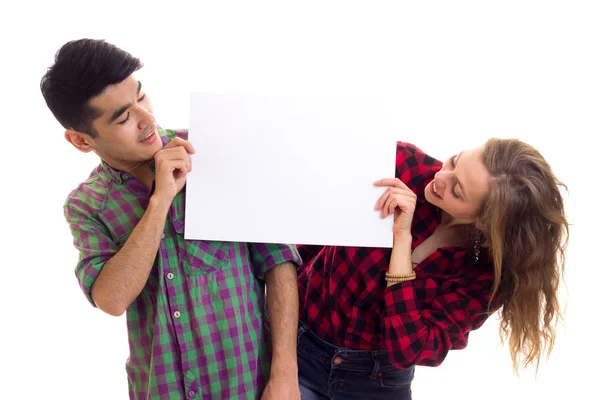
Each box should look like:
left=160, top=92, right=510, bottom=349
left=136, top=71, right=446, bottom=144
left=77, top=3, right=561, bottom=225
left=251, top=243, right=302, bottom=279
left=76, top=260, right=106, bottom=308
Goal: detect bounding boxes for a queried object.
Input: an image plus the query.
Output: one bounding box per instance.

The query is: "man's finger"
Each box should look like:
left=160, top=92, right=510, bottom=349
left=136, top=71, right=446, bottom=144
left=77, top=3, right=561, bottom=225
left=164, top=137, right=196, bottom=154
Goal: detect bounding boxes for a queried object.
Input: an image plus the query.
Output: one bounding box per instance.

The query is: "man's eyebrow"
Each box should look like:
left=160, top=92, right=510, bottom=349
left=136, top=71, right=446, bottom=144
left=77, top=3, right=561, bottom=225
left=108, top=81, right=142, bottom=123
left=109, top=103, right=131, bottom=123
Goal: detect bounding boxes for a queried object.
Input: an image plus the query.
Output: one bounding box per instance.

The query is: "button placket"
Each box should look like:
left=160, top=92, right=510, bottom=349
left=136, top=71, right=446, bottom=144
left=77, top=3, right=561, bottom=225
left=164, top=204, right=194, bottom=385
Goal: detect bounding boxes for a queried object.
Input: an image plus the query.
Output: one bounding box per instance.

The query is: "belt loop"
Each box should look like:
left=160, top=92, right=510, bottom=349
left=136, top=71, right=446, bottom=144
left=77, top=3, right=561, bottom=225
left=369, top=351, right=381, bottom=380
left=297, top=320, right=306, bottom=341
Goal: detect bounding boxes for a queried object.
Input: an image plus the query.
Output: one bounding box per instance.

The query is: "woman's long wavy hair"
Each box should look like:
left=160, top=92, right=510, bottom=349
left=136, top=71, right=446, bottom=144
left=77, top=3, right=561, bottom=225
left=476, top=138, right=568, bottom=372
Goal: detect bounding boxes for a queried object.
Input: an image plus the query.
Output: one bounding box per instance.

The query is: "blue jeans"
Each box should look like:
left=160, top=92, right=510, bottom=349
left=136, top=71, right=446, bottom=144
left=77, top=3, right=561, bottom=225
left=297, top=322, right=414, bottom=400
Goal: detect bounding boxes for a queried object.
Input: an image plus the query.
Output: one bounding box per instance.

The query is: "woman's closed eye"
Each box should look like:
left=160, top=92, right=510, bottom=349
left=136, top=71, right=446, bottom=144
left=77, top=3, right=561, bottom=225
left=451, top=155, right=457, bottom=168
left=450, top=156, right=460, bottom=198
left=451, top=186, right=460, bottom=199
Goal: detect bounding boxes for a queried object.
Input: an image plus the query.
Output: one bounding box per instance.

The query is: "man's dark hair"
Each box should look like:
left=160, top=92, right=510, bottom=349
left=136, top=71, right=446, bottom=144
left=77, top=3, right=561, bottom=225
left=40, top=39, right=143, bottom=137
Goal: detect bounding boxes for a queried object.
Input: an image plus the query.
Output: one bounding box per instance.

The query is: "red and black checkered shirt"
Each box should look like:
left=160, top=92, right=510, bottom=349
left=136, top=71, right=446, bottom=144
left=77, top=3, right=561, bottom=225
left=297, top=142, right=498, bottom=368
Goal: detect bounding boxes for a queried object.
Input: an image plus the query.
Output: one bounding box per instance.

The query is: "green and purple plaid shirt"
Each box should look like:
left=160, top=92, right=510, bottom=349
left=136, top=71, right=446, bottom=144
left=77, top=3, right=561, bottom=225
left=64, top=128, right=301, bottom=400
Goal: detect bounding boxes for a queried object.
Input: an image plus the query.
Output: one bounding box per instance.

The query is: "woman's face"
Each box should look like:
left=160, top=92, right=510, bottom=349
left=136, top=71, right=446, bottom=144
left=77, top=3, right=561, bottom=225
left=424, top=146, right=492, bottom=223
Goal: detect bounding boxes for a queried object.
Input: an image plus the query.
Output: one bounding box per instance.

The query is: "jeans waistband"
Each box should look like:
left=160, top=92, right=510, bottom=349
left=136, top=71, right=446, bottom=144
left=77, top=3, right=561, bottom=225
left=298, top=320, right=414, bottom=373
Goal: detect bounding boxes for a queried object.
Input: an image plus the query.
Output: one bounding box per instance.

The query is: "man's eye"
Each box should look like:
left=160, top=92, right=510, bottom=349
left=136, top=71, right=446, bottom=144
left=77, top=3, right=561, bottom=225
left=118, top=112, right=130, bottom=125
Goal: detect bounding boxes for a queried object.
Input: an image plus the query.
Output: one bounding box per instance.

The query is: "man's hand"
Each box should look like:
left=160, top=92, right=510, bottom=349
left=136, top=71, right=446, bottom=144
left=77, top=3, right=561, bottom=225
left=153, top=138, right=195, bottom=203
left=261, top=376, right=301, bottom=400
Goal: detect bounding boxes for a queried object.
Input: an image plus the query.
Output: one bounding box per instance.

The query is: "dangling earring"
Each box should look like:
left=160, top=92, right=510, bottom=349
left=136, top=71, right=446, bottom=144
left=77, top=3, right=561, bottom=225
left=472, top=229, right=482, bottom=264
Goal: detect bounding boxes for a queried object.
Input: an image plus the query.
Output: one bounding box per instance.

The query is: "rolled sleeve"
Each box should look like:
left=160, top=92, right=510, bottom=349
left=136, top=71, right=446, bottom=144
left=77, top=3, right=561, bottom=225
left=382, top=272, right=495, bottom=368
left=248, top=243, right=302, bottom=280
left=65, top=204, right=119, bottom=307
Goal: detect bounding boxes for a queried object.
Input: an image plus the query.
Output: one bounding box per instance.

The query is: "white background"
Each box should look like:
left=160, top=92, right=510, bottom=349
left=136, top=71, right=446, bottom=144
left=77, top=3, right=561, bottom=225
left=1, top=1, right=598, bottom=399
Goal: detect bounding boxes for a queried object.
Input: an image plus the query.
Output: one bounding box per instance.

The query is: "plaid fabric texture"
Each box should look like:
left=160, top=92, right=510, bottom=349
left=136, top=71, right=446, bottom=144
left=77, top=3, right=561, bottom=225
left=65, top=128, right=301, bottom=399
left=297, top=142, right=497, bottom=368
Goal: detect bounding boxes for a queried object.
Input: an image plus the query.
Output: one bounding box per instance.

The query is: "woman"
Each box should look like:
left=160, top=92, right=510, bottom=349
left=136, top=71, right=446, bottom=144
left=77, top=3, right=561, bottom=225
left=296, top=139, right=568, bottom=400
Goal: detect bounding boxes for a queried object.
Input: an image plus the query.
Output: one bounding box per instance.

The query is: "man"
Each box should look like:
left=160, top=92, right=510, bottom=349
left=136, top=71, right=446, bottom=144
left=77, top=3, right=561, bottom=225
left=41, top=38, right=301, bottom=400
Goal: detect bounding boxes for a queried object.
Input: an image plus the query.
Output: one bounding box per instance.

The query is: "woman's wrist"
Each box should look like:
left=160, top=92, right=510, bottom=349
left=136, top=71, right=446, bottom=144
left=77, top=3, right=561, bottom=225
left=388, top=232, right=414, bottom=276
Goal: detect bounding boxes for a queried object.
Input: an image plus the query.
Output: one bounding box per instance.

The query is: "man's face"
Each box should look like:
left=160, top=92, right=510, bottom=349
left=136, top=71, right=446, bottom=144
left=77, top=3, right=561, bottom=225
left=86, top=75, right=161, bottom=168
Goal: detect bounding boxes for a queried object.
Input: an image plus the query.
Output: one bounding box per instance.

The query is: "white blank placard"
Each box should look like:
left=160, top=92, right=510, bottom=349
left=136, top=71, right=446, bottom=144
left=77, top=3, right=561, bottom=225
left=185, top=93, right=398, bottom=248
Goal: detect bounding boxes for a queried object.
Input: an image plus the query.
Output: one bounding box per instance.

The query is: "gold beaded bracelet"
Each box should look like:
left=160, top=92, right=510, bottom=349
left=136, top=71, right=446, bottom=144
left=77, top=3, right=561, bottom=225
left=385, top=271, right=416, bottom=283
left=385, top=275, right=416, bottom=281
left=385, top=272, right=416, bottom=279
left=385, top=277, right=416, bottom=283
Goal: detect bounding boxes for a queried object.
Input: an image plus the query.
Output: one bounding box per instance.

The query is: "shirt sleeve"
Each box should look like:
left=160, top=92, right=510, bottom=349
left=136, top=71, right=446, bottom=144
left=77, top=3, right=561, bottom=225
left=395, top=141, right=442, bottom=194
left=64, top=202, right=119, bottom=307
left=382, top=268, right=496, bottom=368
left=248, top=243, right=303, bottom=280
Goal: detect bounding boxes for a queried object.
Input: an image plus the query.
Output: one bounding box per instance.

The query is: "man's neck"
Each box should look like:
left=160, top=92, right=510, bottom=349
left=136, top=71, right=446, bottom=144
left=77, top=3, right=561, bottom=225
left=104, top=158, right=155, bottom=189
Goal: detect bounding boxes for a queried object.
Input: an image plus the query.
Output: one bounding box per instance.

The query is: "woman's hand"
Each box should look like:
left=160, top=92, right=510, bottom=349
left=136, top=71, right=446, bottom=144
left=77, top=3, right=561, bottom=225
left=374, top=178, right=417, bottom=236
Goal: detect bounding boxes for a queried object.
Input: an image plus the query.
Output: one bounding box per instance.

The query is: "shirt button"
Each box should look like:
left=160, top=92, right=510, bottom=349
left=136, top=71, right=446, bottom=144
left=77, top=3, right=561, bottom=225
left=412, top=235, right=418, bottom=242
left=333, top=357, right=343, bottom=365
left=188, top=391, right=195, bottom=398
left=357, top=301, right=364, bottom=307
left=122, top=174, right=130, bottom=180
left=167, top=273, right=174, bottom=280
left=173, top=311, right=181, bottom=319
left=161, top=233, right=165, bottom=239
left=347, top=334, right=353, bottom=340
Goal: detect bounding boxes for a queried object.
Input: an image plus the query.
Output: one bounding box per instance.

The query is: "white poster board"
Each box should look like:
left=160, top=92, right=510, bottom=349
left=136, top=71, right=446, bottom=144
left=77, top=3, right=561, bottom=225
left=185, top=93, right=398, bottom=248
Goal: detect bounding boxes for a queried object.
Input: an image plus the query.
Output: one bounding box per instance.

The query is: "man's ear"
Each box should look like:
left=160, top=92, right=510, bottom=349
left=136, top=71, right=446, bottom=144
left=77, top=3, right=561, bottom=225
left=65, top=129, right=95, bottom=153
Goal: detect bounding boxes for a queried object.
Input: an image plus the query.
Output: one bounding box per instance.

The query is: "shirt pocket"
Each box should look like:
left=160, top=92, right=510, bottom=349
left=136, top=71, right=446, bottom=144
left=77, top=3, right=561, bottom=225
left=173, top=215, right=231, bottom=277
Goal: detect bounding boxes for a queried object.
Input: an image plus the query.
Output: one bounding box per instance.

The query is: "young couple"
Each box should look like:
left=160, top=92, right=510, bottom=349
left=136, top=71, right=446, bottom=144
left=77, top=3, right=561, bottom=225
left=41, top=39, right=568, bottom=400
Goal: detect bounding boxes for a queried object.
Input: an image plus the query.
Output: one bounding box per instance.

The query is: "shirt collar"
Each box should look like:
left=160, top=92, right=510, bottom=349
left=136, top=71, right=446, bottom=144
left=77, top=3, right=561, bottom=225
left=99, top=160, right=131, bottom=184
